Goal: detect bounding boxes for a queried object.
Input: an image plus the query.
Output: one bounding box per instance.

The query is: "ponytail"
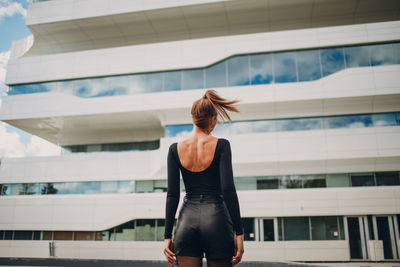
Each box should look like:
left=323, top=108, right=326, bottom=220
left=191, top=89, right=240, bottom=132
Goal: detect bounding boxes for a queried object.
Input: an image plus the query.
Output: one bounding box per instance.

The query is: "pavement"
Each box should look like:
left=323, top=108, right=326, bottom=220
left=0, top=258, right=327, bottom=267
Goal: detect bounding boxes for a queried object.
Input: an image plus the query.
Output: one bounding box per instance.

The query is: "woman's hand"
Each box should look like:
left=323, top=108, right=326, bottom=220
left=164, top=238, right=176, bottom=266
left=232, top=234, right=244, bottom=265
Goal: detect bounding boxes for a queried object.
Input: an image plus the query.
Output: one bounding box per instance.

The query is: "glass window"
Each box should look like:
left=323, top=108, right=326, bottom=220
left=375, top=172, right=400, bottom=186
left=326, top=173, right=350, bottom=187
left=283, top=217, right=310, bottom=240
left=274, top=52, right=297, bottom=83
left=280, top=175, right=303, bottom=189
left=156, top=219, right=166, bottom=241
left=43, top=231, right=53, bottom=240
left=135, top=219, right=155, bottom=241
left=165, top=125, right=193, bottom=137
left=81, top=181, right=100, bottom=194
left=105, top=75, right=128, bottom=97
left=145, top=72, right=163, bottom=93
left=74, top=77, right=108, bottom=98
left=350, top=173, right=374, bottom=187
left=4, top=231, right=13, bottom=240
left=125, top=74, right=147, bottom=95
left=252, top=120, right=276, bottom=133
left=242, top=218, right=255, bottom=241
left=135, top=180, right=154, bottom=193
left=33, top=231, right=41, bottom=240
left=339, top=216, right=345, bottom=240
left=296, top=50, right=321, bottom=81
left=54, top=231, right=73, bottom=240
left=182, top=69, right=204, bottom=90
left=367, top=215, right=374, bottom=240
left=257, top=177, right=279, bottom=190
left=1, top=184, right=10, bottom=195
left=100, top=181, right=119, bottom=193
left=51, top=182, right=80, bottom=194
left=278, top=217, right=283, bottom=241
left=228, top=55, right=250, bottom=86
left=100, top=229, right=114, bottom=241
left=395, top=43, right=400, bottom=64
left=372, top=113, right=398, bottom=127
left=370, top=43, right=395, bottom=66
left=321, top=48, right=345, bottom=76
left=154, top=180, right=167, bottom=192
left=22, top=183, right=39, bottom=195
left=344, top=45, right=371, bottom=67
left=117, top=180, right=135, bottom=194
left=276, top=117, right=322, bottom=131
left=303, top=175, right=326, bottom=188
left=13, top=231, right=32, bottom=240
left=0, top=231, right=3, bottom=240
left=323, top=114, right=373, bottom=129
left=114, top=221, right=135, bottom=241
left=229, top=121, right=252, bottom=135
left=250, top=54, right=273, bottom=85
left=74, top=231, right=94, bottom=241
left=263, top=219, right=275, bottom=241
left=234, top=177, right=257, bottom=191
left=9, top=184, right=24, bottom=195
left=164, top=71, right=181, bottom=91
left=205, top=61, right=227, bottom=88
left=39, top=183, right=48, bottom=194
left=95, top=231, right=103, bottom=241
left=311, top=216, right=339, bottom=240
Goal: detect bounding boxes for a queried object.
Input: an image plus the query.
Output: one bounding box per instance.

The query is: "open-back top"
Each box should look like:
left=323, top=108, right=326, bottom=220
left=164, top=137, right=243, bottom=239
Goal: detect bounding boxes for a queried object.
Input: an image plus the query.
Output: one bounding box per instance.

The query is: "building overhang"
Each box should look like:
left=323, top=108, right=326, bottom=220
left=24, top=0, right=400, bottom=56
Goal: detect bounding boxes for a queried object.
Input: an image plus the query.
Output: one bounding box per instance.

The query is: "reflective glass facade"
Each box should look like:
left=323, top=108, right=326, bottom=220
left=165, top=112, right=400, bottom=137
left=63, top=140, right=160, bottom=153
left=1, top=171, right=398, bottom=196
left=7, top=42, right=400, bottom=98
left=0, top=215, right=346, bottom=242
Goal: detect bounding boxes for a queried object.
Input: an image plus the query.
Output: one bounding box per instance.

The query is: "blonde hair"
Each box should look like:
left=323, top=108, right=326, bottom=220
left=191, top=89, right=240, bottom=132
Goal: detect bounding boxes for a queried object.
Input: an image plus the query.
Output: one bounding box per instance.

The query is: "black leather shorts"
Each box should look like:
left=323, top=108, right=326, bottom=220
left=172, top=194, right=235, bottom=260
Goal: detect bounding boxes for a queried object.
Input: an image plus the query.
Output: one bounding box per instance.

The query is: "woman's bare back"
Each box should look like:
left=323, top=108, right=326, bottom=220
left=177, top=136, right=219, bottom=172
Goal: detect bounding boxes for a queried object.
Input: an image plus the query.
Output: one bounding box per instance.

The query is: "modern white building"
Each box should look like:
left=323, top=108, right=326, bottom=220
left=0, top=0, right=400, bottom=264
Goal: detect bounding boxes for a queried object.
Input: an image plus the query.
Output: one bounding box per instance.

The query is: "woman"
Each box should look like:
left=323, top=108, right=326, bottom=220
left=163, top=89, right=244, bottom=267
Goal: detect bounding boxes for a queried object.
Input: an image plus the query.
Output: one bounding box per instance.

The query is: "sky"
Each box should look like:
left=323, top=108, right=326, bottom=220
left=0, top=0, right=61, bottom=158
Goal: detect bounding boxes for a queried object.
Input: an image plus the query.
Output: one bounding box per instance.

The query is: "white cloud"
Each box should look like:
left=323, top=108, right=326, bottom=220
left=26, top=135, right=61, bottom=157
left=0, top=121, right=26, bottom=158
left=0, top=1, right=27, bottom=20
left=0, top=50, right=10, bottom=87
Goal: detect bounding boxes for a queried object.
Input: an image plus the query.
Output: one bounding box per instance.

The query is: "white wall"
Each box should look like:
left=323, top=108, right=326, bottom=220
left=0, top=240, right=350, bottom=261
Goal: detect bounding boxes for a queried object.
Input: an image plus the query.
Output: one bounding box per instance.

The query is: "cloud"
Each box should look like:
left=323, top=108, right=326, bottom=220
left=0, top=1, right=27, bottom=20
left=0, top=49, right=10, bottom=80
left=26, top=135, right=61, bottom=157
left=0, top=121, right=26, bottom=158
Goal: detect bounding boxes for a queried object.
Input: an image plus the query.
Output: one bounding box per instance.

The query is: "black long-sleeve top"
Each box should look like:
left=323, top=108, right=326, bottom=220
left=164, top=138, right=243, bottom=239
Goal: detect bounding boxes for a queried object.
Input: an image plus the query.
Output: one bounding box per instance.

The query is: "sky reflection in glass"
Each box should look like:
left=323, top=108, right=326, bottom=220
left=321, top=48, right=345, bottom=76
left=228, top=55, right=250, bottom=86
left=8, top=42, right=400, bottom=97
left=165, top=112, right=399, bottom=137
left=206, top=61, right=226, bottom=88
left=274, top=52, right=297, bottom=83
left=296, top=50, right=321, bottom=81
left=250, top=54, right=273, bottom=84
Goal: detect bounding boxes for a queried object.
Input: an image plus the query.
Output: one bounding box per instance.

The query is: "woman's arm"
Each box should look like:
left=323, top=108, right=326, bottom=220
left=164, top=143, right=180, bottom=239
left=219, top=139, right=243, bottom=236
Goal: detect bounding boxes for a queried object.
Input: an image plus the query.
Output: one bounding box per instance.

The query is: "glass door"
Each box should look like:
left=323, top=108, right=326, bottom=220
left=373, top=215, right=398, bottom=259
left=347, top=217, right=365, bottom=259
